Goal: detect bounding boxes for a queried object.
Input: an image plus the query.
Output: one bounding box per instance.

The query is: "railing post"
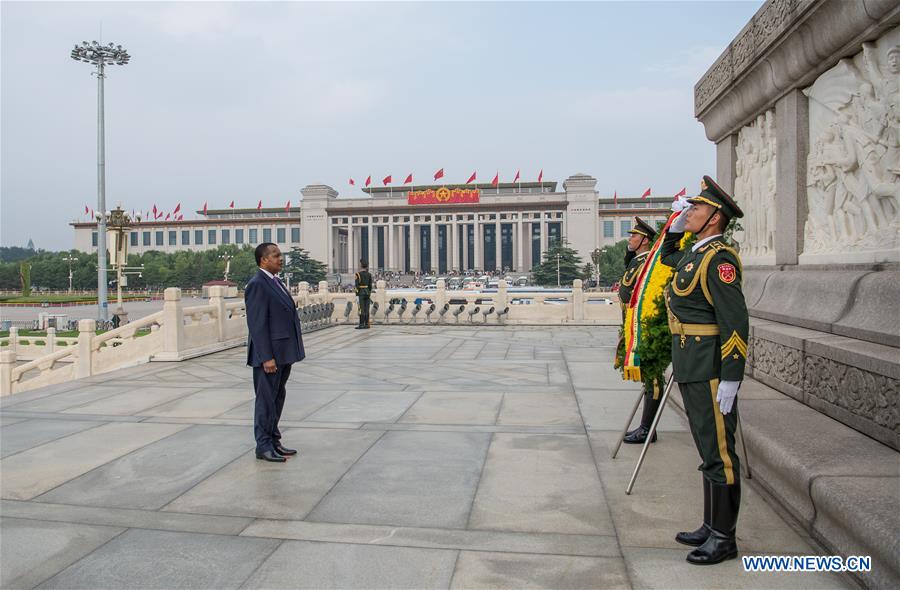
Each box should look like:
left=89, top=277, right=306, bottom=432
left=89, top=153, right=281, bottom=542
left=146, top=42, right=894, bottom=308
left=572, top=279, right=584, bottom=321
left=375, top=280, right=387, bottom=314
left=209, top=286, right=226, bottom=342
left=75, top=319, right=96, bottom=379
left=162, top=287, right=184, bottom=357
left=8, top=327, right=18, bottom=354
left=0, top=350, right=15, bottom=396
left=298, top=281, right=309, bottom=306
left=435, top=279, right=447, bottom=311
left=46, top=327, right=56, bottom=353
left=497, top=280, right=508, bottom=313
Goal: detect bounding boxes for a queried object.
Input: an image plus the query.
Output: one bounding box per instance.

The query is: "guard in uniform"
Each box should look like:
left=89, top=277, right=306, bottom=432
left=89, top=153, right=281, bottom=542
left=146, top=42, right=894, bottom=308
left=354, top=260, right=373, bottom=330
left=661, top=175, right=748, bottom=565
left=618, top=217, right=662, bottom=445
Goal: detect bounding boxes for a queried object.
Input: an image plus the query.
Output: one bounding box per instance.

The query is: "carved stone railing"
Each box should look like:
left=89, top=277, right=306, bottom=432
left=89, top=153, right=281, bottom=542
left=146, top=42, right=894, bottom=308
left=0, top=285, right=334, bottom=396
left=0, top=328, right=80, bottom=361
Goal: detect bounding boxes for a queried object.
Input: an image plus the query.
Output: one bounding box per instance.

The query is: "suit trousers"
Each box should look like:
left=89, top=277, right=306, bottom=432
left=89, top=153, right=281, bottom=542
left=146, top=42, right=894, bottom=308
left=679, top=378, right=741, bottom=485
left=253, top=362, right=292, bottom=453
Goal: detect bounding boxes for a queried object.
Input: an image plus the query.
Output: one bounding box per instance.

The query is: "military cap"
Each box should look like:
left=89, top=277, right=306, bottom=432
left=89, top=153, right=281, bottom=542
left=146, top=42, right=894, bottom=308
left=687, top=175, right=744, bottom=219
left=627, top=216, right=657, bottom=240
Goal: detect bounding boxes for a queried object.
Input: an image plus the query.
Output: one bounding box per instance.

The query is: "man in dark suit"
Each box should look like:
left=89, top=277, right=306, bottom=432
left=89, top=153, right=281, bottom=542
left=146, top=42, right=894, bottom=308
left=245, top=243, right=305, bottom=463
left=354, top=259, right=373, bottom=329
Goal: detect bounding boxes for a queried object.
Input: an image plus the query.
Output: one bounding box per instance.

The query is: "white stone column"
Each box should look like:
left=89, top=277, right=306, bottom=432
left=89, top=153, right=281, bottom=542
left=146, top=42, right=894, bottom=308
left=540, top=216, right=548, bottom=257
left=410, top=224, right=419, bottom=272
left=346, top=224, right=354, bottom=273
left=451, top=221, right=460, bottom=271
left=514, top=219, right=523, bottom=271
left=462, top=224, right=470, bottom=270
left=495, top=218, right=502, bottom=271
left=367, top=220, right=375, bottom=268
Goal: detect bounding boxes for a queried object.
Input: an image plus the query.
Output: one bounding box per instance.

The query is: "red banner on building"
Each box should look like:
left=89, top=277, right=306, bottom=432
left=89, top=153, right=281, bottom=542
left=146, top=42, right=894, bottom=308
left=407, top=187, right=480, bottom=205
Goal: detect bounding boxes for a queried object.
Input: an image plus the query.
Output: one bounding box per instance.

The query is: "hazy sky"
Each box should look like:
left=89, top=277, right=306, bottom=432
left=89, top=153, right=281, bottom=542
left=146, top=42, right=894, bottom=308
left=1, top=0, right=761, bottom=251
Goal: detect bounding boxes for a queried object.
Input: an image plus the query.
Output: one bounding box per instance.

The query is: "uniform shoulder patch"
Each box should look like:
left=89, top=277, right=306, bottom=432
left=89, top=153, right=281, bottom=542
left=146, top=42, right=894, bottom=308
left=717, top=263, right=737, bottom=284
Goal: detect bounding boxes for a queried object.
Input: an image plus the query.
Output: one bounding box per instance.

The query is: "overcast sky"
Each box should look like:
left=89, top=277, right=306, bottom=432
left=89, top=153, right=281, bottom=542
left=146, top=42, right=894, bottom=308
left=1, top=0, right=761, bottom=251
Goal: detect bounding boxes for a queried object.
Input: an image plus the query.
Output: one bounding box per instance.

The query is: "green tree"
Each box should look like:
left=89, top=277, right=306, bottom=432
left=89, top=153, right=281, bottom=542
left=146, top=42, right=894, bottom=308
left=19, top=262, right=31, bottom=296
left=593, top=240, right=628, bottom=288
left=0, top=246, right=36, bottom=263
left=283, top=247, right=327, bottom=285
left=531, top=241, right=584, bottom=287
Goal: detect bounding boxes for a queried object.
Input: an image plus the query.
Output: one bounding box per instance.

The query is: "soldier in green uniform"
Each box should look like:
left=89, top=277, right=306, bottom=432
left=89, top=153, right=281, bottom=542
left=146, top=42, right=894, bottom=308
left=354, top=260, right=373, bottom=330
left=661, top=175, right=748, bottom=565
left=619, top=217, right=662, bottom=445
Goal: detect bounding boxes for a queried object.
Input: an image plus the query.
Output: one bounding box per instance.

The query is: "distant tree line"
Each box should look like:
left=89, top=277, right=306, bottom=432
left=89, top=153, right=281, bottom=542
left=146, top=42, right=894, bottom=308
left=0, top=245, right=326, bottom=291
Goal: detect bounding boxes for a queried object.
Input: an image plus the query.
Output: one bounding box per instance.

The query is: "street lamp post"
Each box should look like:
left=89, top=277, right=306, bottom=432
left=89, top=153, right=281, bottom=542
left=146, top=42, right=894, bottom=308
left=103, top=206, right=143, bottom=325
left=62, top=255, right=79, bottom=293
left=71, top=40, right=131, bottom=322
left=592, top=248, right=607, bottom=290
left=219, top=253, right=234, bottom=282
left=556, top=252, right=561, bottom=288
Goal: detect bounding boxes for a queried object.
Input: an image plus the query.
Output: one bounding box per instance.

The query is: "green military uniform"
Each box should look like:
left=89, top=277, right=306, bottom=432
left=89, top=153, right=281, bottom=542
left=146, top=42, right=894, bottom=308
left=661, top=175, right=748, bottom=565
left=354, top=268, right=373, bottom=329
left=619, top=217, right=663, bottom=445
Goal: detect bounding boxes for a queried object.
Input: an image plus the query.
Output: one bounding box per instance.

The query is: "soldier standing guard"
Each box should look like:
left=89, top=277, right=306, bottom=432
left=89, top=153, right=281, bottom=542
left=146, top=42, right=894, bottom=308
left=661, top=175, right=748, bottom=565
left=354, top=260, right=373, bottom=330
left=618, top=217, right=663, bottom=445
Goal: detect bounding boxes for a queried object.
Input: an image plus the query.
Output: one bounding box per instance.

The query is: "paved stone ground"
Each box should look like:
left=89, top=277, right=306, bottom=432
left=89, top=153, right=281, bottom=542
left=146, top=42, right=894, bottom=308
left=0, top=326, right=853, bottom=589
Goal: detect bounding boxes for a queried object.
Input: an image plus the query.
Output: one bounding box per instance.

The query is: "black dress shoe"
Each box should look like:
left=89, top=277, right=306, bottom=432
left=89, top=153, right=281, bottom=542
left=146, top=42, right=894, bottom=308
left=622, top=426, right=658, bottom=444
left=355, top=326, right=364, bottom=329
left=274, top=444, right=297, bottom=456
left=676, top=524, right=711, bottom=547
left=686, top=529, right=737, bottom=564
left=256, top=449, right=286, bottom=462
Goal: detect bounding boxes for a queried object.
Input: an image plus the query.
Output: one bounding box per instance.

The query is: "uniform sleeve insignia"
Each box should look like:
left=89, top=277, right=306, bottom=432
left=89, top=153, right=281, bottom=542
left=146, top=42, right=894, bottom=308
left=717, top=263, right=736, bottom=284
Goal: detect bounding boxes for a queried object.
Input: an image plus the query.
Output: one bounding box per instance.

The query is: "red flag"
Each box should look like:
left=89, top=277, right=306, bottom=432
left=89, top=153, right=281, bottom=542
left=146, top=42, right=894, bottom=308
left=434, top=168, right=444, bottom=181
left=349, top=178, right=355, bottom=186
left=229, top=200, right=235, bottom=209
left=365, top=175, right=372, bottom=187
left=491, top=172, right=499, bottom=186
left=674, top=187, right=686, bottom=198
left=383, top=175, right=392, bottom=186
left=177, top=214, right=183, bottom=221
left=285, top=200, right=291, bottom=211
left=90, top=207, right=94, bottom=219
left=257, top=200, right=262, bottom=211
left=84, top=205, right=89, bottom=215
left=203, top=202, right=208, bottom=215
left=513, top=170, right=520, bottom=183
left=404, top=173, right=413, bottom=184
left=538, top=169, right=543, bottom=183
left=173, top=203, right=181, bottom=215
left=152, top=204, right=158, bottom=218
left=641, top=187, right=651, bottom=199
left=613, top=190, right=618, bottom=205
left=165, top=213, right=171, bottom=221
left=466, top=171, right=477, bottom=184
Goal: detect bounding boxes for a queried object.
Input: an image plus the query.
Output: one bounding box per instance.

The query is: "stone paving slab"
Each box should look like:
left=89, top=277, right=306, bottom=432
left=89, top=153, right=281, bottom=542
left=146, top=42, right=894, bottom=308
left=36, top=528, right=280, bottom=589
left=0, top=325, right=858, bottom=589
left=241, top=540, right=458, bottom=590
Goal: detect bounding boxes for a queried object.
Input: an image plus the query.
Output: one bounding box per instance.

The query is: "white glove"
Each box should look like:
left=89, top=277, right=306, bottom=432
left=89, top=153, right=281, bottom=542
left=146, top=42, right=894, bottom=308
left=670, top=206, right=690, bottom=232
left=716, top=380, right=740, bottom=415
left=671, top=195, right=691, bottom=213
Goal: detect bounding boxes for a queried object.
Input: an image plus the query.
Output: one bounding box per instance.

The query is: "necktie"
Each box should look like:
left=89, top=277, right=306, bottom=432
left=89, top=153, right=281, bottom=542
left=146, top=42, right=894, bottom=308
left=273, top=277, right=290, bottom=298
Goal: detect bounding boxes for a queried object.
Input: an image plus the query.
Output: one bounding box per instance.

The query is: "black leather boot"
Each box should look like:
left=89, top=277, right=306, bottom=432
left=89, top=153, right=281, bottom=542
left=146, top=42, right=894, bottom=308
left=676, top=476, right=711, bottom=546
left=687, top=481, right=740, bottom=565
left=623, top=391, right=661, bottom=444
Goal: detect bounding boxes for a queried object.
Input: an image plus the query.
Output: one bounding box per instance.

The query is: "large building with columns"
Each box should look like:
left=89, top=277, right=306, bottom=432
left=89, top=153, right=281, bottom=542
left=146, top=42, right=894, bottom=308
left=72, top=173, right=672, bottom=274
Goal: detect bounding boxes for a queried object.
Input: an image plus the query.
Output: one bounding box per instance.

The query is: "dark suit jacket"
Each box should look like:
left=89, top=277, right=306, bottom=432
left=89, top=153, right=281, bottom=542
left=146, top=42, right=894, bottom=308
left=245, top=269, right=305, bottom=367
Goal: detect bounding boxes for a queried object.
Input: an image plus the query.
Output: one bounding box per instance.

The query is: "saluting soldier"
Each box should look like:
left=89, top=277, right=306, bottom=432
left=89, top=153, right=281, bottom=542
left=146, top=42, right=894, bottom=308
left=661, top=175, right=748, bottom=565
left=354, top=259, right=373, bottom=330
left=619, top=217, right=663, bottom=445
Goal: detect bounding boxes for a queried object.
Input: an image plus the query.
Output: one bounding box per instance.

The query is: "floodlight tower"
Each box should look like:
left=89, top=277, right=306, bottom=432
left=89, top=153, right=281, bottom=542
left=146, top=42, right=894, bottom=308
left=70, top=40, right=131, bottom=321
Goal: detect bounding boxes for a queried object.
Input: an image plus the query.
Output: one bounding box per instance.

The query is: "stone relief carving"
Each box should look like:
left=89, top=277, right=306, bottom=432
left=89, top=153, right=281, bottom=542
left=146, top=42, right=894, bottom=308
left=803, top=27, right=900, bottom=254
left=804, top=354, right=899, bottom=434
left=748, top=338, right=801, bottom=387
left=733, top=110, right=776, bottom=257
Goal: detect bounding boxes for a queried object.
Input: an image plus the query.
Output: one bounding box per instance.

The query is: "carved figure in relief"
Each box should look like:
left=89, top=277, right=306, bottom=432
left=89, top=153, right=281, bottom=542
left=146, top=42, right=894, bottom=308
left=803, top=28, right=900, bottom=255
left=733, top=111, right=776, bottom=257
